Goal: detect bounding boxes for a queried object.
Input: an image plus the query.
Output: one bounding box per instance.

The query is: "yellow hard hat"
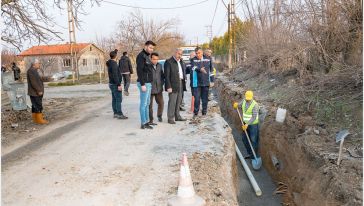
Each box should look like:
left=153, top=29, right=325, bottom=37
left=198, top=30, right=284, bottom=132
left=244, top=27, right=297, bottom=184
left=245, top=90, right=254, bottom=100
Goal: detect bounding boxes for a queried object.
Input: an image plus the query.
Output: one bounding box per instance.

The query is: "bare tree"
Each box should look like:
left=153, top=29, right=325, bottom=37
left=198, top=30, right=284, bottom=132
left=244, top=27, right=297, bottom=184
left=1, top=0, right=101, bottom=51
left=113, top=10, right=184, bottom=60
left=1, top=49, right=17, bottom=67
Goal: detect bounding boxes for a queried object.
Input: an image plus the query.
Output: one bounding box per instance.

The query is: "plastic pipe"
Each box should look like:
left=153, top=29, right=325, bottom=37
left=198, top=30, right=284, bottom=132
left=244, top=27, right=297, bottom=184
left=235, top=143, right=262, bottom=196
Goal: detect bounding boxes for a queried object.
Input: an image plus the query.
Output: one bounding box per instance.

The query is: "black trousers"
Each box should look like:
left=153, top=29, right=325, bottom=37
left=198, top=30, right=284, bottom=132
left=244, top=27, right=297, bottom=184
left=30, top=96, right=43, bottom=113
left=193, top=86, right=209, bottom=115
left=122, top=74, right=131, bottom=92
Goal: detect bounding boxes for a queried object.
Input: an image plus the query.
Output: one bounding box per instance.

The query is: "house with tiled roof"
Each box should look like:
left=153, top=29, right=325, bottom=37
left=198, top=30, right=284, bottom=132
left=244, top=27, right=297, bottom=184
left=18, top=43, right=105, bottom=76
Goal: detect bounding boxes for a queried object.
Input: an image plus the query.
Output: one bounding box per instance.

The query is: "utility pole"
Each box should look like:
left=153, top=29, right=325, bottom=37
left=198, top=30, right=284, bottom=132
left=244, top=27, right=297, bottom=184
left=228, top=3, right=232, bottom=69
left=67, top=0, right=78, bottom=83
left=205, top=25, right=213, bottom=47
left=231, top=0, right=236, bottom=67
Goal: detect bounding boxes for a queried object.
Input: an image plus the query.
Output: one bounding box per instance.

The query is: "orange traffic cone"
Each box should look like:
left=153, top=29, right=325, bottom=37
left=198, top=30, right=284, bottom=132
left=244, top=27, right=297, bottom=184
left=167, top=153, right=205, bottom=206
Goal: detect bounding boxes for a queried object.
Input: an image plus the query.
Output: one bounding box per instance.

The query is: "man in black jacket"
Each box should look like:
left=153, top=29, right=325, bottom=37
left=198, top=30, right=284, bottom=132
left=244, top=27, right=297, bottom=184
left=107, top=49, right=128, bottom=119
left=148, top=52, right=164, bottom=124
left=164, top=48, right=187, bottom=124
left=118, top=51, right=133, bottom=96
left=136, top=40, right=156, bottom=129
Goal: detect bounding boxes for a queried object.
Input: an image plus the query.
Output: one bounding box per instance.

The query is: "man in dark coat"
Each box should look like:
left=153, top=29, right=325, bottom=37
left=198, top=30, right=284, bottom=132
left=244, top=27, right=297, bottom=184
left=27, top=59, right=51, bottom=124
left=164, top=48, right=187, bottom=124
left=118, top=51, right=133, bottom=96
left=148, top=52, right=164, bottom=124
left=107, top=49, right=128, bottom=119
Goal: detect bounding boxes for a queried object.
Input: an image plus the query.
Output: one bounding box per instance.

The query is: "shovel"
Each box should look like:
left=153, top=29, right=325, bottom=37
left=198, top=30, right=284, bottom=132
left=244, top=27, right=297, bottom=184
left=235, top=107, right=262, bottom=170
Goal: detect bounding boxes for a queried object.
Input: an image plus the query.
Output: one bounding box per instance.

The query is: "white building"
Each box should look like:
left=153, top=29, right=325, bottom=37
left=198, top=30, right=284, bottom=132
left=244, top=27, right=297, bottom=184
left=18, top=43, right=106, bottom=76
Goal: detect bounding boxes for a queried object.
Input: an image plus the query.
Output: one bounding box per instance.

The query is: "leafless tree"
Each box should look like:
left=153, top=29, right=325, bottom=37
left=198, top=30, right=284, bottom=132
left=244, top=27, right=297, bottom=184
left=1, top=0, right=101, bottom=51
left=113, top=10, right=184, bottom=60
left=1, top=49, right=18, bottom=68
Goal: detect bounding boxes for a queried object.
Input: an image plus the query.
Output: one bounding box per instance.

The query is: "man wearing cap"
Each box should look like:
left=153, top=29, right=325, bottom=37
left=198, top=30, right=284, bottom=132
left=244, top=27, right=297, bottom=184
left=27, top=59, right=52, bottom=124
left=239, top=90, right=260, bottom=159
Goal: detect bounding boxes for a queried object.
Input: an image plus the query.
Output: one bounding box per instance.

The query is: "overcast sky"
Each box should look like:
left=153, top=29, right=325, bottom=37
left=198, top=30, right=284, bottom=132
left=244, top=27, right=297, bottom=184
left=24, top=0, right=233, bottom=50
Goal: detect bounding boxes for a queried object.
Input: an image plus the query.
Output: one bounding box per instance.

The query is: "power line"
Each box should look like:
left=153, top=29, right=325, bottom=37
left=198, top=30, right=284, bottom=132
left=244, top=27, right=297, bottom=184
left=216, top=13, right=228, bottom=36
left=103, top=0, right=211, bottom=10
left=210, top=0, right=219, bottom=25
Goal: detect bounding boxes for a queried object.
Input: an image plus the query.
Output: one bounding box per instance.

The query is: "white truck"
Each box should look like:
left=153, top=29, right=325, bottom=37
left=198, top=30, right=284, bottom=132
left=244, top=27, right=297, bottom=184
left=180, top=46, right=196, bottom=63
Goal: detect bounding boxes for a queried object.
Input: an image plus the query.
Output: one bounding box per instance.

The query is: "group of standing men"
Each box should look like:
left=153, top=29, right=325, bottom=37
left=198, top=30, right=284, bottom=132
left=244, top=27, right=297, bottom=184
left=106, top=40, right=215, bottom=129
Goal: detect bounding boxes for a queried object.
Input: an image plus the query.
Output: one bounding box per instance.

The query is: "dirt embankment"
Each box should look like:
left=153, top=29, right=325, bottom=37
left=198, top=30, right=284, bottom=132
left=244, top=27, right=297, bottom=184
left=215, top=73, right=362, bottom=206
left=183, top=106, right=239, bottom=206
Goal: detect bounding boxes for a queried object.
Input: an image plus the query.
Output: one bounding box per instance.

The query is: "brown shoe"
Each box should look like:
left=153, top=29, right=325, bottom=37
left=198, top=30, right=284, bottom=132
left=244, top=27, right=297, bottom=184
left=35, top=113, right=48, bottom=124
left=32, top=113, right=37, bottom=123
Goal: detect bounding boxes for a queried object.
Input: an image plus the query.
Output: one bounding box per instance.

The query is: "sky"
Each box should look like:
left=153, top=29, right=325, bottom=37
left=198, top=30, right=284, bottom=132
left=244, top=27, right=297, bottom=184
left=21, top=0, right=232, bottom=50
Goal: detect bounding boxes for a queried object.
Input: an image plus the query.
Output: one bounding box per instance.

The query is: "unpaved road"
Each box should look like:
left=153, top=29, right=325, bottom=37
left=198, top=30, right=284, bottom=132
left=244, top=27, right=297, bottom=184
left=2, top=84, right=237, bottom=206
left=2, top=83, right=281, bottom=206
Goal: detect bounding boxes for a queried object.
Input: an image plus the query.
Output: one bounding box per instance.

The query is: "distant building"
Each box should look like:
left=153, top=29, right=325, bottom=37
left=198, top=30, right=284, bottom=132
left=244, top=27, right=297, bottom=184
left=18, top=43, right=105, bottom=76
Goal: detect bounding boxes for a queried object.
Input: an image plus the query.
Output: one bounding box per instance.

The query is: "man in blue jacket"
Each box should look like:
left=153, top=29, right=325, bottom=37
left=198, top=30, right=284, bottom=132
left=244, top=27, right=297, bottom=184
left=191, top=48, right=214, bottom=119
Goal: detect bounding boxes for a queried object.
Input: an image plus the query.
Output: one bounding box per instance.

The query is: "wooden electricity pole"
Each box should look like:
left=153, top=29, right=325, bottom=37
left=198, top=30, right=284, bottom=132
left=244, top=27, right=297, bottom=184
left=67, top=0, right=78, bottom=83
left=228, top=3, right=232, bottom=69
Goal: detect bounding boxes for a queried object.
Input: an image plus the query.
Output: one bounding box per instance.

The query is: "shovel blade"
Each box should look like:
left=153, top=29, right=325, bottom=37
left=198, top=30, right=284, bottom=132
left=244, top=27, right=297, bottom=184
left=252, top=157, right=262, bottom=170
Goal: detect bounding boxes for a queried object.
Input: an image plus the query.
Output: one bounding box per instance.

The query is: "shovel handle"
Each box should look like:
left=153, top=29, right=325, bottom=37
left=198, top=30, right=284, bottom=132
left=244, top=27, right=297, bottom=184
left=236, top=108, right=258, bottom=159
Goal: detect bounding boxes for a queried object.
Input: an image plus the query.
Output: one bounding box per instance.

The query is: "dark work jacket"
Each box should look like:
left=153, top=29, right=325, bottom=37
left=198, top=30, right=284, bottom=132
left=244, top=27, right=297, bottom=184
left=164, top=56, right=186, bottom=93
left=106, top=59, right=122, bottom=86
left=12, top=65, right=21, bottom=80
left=118, top=56, right=133, bottom=74
left=191, top=55, right=214, bottom=87
left=136, top=49, right=153, bottom=86
left=151, top=63, right=164, bottom=94
left=27, top=67, right=48, bottom=97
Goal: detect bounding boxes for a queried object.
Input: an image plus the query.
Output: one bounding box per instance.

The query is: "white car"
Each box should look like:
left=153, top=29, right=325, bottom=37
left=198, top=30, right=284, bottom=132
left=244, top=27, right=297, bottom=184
left=51, top=71, right=72, bottom=81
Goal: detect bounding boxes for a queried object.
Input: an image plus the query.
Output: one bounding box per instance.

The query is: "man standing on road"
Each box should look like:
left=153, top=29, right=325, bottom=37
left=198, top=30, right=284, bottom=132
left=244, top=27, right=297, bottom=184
left=164, top=48, right=187, bottom=124
left=27, top=59, right=52, bottom=124
left=191, top=48, right=214, bottom=119
left=107, top=49, right=128, bottom=120
left=12, top=62, right=21, bottom=81
left=118, top=51, right=133, bottom=96
left=136, top=40, right=156, bottom=129
left=148, top=52, right=164, bottom=125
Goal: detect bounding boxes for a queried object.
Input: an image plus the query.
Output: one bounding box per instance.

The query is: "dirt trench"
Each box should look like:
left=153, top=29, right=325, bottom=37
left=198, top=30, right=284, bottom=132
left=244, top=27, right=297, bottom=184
left=215, top=74, right=363, bottom=206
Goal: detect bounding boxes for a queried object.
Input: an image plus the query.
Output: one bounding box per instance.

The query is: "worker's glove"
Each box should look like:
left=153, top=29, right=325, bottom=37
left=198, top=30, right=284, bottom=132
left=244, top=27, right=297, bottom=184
left=242, top=124, right=248, bottom=131
left=233, top=102, right=239, bottom=109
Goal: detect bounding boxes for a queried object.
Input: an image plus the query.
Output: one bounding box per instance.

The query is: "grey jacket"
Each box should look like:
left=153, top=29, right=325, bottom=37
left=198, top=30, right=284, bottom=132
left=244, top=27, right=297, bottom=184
left=151, top=63, right=164, bottom=94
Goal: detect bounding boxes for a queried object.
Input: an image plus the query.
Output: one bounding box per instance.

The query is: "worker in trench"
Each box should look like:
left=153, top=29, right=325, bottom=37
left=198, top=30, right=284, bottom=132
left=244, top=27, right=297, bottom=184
left=238, top=90, right=260, bottom=159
